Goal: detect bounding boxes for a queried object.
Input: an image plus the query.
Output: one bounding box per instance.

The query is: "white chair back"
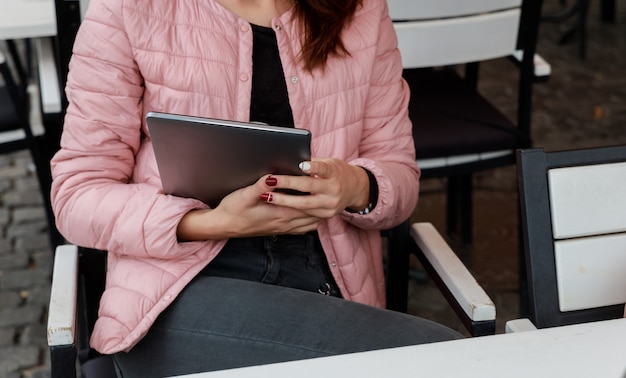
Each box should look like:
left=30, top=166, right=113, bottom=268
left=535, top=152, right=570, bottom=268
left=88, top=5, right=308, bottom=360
left=548, top=162, right=626, bottom=312
left=387, top=0, right=523, bottom=68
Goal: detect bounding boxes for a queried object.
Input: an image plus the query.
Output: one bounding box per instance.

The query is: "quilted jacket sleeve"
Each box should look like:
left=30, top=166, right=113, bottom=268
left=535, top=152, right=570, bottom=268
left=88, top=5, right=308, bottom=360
left=50, top=0, right=212, bottom=259
left=342, top=0, right=420, bottom=230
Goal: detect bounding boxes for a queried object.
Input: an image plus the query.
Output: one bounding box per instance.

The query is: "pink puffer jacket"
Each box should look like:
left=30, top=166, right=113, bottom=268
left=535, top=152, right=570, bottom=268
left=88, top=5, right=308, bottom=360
left=50, top=0, right=420, bottom=354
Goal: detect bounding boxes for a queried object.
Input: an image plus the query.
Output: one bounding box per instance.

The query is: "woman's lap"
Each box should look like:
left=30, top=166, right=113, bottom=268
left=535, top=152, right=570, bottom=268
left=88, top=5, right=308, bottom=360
left=113, top=276, right=463, bottom=377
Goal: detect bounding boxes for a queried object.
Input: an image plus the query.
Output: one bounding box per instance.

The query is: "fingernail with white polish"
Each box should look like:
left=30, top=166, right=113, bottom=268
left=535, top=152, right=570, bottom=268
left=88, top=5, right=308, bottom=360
left=299, top=161, right=311, bottom=172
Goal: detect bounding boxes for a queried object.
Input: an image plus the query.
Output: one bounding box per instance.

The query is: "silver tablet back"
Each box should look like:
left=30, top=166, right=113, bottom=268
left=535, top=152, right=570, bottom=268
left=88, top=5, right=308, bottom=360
left=147, top=112, right=311, bottom=207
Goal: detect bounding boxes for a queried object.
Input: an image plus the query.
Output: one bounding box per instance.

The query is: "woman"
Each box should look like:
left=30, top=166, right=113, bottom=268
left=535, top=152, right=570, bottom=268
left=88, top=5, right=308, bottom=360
left=51, top=0, right=462, bottom=376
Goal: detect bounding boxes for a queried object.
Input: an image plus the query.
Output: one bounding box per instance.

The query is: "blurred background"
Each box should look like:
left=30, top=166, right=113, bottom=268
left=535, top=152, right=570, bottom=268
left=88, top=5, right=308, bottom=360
left=0, top=0, right=624, bottom=376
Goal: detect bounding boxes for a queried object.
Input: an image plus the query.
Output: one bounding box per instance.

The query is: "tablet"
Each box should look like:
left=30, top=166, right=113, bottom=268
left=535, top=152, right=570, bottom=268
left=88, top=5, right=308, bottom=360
left=146, top=111, right=311, bottom=207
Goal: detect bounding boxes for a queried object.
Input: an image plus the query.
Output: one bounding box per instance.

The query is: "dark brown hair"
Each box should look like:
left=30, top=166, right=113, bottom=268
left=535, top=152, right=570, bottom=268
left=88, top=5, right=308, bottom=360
left=292, top=0, right=363, bottom=71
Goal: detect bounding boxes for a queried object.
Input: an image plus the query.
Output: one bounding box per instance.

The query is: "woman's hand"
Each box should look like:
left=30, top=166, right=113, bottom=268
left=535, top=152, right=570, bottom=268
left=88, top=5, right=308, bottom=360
left=176, top=174, right=321, bottom=241
left=261, top=158, right=371, bottom=218
left=176, top=158, right=370, bottom=241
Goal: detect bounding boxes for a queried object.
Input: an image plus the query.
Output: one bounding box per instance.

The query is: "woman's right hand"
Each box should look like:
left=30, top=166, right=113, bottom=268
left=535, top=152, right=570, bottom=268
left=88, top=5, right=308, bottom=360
left=176, top=175, right=320, bottom=241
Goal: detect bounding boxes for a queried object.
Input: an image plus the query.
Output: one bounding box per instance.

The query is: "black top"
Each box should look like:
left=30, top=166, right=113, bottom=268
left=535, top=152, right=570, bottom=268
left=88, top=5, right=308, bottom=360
left=249, top=24, right=295, bottom=128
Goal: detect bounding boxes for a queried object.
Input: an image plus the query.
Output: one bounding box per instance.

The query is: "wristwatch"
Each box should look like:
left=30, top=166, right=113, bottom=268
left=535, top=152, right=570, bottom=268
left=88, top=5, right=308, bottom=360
left=351, top=202, right=374, bottom=215
left=346, top=168, right=378, bottom=215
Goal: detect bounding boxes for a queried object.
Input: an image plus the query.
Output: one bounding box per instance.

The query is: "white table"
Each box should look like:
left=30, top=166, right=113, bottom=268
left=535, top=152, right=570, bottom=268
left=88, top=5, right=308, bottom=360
left=177, top=318, right=626, bottom=378
left=0, top=0, right=57, bottom=40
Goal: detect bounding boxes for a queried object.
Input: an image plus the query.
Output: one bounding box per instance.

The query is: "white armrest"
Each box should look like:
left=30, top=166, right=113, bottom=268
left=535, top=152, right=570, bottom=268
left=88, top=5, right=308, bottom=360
left=410, top=222, right=496, bottom=322
left=505, top=318, right=538, bottom=333
left=47, top=245, right=78, bottom=347
left=35, top=37, right=61, bottom=115
left=512, top=50, right=551, bottom=78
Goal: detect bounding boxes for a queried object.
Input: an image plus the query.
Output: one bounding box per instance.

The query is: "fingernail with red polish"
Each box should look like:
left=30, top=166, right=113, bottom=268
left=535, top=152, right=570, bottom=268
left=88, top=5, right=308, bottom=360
left=260, top=193, right=273, bottom=203
left=265, top=176, right=278, bottom=187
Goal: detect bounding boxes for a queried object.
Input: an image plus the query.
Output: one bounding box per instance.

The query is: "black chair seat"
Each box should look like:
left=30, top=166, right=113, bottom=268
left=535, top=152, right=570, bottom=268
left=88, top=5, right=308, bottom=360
left=406, top=69, right=525, bottom=161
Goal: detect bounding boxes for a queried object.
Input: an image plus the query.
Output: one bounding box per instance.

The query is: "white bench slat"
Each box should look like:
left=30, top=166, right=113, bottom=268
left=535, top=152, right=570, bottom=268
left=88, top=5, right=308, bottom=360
left=548, top=162, right=626, bottom=239
left=411, top=222, right=496, bottom=321
left=554, top=234, right=626, bottom=312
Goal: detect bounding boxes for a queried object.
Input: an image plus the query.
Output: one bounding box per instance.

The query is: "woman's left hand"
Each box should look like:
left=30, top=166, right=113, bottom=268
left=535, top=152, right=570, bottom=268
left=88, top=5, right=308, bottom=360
left=262, top=158, right=371, bottom=218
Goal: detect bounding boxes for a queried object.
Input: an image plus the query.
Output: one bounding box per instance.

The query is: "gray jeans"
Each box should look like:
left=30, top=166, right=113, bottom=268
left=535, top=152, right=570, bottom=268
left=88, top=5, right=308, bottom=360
left=113, top=274, right=463, bottom=377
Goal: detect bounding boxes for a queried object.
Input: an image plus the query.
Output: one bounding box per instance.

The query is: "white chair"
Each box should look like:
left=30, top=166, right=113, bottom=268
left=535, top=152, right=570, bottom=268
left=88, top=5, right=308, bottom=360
left=506, top=145, right=626, bottom=333
left=384, top=0, right=551, bottom=315
left=386, top=0, right=550, bottom=245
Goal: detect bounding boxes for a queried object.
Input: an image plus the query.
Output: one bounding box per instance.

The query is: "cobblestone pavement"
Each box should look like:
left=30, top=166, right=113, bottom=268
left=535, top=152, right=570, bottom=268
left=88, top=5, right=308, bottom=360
left=0, top=151, right=52, bottom=378
left=1, top=0, right=624, bottom=376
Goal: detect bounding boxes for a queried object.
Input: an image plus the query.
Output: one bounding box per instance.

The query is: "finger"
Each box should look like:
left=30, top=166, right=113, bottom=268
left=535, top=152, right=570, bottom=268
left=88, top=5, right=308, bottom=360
left=229, top=175, right=277, bottom=206
left=262, top=190, right=338, bottom=218
left=251, top=174, right=278, bottom=193
left=261, top=174, right=320, bottom=196
left=299, top=159, right=331, bottom=178
left=260, top=189, right=317, bottom=209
